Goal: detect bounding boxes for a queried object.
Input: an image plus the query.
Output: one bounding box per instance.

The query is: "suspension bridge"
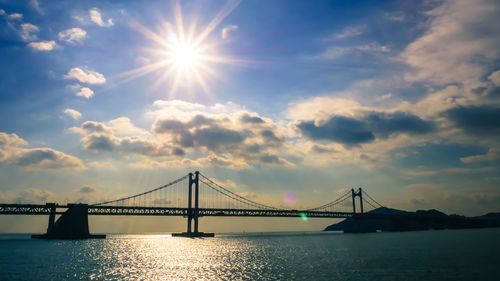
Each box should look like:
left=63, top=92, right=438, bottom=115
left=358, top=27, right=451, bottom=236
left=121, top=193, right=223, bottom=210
left=0, top=171, right=383, bottom=238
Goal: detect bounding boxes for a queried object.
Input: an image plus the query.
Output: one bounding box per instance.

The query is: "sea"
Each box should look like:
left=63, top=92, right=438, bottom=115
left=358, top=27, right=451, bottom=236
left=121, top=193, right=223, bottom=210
left=1, top=228, right=499, bottom=281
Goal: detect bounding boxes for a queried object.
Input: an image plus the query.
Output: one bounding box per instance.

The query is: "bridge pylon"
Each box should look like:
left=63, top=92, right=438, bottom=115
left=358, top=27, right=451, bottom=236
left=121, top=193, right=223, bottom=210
left=173, top=171, right=214, bottom=237
left=351, top=188, right=364, bottom=214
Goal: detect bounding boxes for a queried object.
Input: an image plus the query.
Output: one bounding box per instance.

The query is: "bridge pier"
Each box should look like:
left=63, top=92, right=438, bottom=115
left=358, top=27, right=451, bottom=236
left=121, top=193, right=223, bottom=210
left=173, top=171, right=214, bottom=237
left=32, top=203, right=105, bottom=239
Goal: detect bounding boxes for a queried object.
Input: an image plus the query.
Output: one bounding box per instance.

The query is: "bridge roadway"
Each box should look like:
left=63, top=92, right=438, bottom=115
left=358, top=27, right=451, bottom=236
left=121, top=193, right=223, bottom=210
left=0, top=203, right=354, bottom=218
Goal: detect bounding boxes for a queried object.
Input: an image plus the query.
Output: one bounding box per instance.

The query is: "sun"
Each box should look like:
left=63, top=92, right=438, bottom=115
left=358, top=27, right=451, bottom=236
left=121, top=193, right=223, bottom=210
left=116, top=1, right=244, bottom=99
left=170, top=43, right=200, bottom=70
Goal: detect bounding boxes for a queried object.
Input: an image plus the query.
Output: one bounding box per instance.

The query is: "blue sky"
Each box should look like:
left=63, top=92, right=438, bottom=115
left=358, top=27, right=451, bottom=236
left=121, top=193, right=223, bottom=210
left=1, top=0, right=500, bottom=232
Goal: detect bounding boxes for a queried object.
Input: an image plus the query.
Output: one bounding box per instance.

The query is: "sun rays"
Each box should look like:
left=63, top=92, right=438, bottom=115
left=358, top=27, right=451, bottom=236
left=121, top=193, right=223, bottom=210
left=115, top=0, right=243, bottom=100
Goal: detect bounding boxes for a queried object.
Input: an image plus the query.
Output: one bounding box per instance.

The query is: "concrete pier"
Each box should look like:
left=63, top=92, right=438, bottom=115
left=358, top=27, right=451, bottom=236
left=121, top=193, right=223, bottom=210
left=32, top=204, right=105, bottom=239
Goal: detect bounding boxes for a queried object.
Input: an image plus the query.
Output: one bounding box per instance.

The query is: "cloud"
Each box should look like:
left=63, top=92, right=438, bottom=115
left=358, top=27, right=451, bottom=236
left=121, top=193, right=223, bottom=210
left=19, top=23, right=38, bottom=41
left=72, top=100, right=294, bottom=169
left=75, top=186, right=97, bottom=194
left=27, top=40, right=57, bottom=51
left=64, top=67, right=106, bottom=84
left=331, top=25, right=368, bottom=39
left=384, top=11, right=405, bottom=22
left=58, top=28, right=86, bottom=44
left=76, top=87, right=94, bottom=98
left=64, top=109, right=82, bottom=120
left=461, top=148, right=500, bottom=163
left=295, top=111, right=434, bottom=146
left=392, top=183, right=500, bottom=215
left=296, top=116, right=375, bottom=146
left=13, top=189, right=56, bottom=204
left=7, top=13, right=23, bottom=20
left=365, top=111, right=435, bottom=138
left=130, top=154, right=251, bottom=170
left=89, top=8, right=114, bottom=27
left=88, top=161, right=115, bottom=170
left=316, top=43, right=389, bottom=60
left=240, top=113, right=265, bottom=124
left=401, top=0, right=500, bottom=84
left=0, top=132, right=85, bottom=171
left=29, top=0, right=44, bottom=14
left=445, top=105, right=500, bottom=136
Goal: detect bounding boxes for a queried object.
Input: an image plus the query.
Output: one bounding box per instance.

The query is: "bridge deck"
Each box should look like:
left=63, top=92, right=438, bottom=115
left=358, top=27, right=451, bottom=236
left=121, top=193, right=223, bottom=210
left=0, top=204, right=354, bottom=218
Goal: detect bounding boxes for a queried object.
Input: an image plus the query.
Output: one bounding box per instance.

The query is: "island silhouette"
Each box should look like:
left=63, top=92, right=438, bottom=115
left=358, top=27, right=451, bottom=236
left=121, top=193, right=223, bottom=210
left=325, top=207, right=500, bottom=233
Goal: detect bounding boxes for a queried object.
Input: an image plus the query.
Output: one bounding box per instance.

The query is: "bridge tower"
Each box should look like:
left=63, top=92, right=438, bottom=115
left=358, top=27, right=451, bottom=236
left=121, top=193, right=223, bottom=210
left=351, top=188, right=364, bottom=214
left=174, top=171, right=214, bottom=237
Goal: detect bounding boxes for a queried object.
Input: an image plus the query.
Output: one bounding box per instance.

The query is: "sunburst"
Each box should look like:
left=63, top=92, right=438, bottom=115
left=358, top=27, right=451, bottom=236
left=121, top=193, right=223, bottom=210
left=114, top=0, right=244, bottom=99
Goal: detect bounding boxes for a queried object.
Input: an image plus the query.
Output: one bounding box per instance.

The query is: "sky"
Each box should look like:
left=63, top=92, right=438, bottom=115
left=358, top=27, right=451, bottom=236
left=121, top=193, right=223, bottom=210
left=1, top=0, right=500, bottom=233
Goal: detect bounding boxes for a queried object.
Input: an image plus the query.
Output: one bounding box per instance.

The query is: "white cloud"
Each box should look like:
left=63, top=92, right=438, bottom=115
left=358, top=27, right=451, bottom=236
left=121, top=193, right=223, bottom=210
left=331, top=25, right=367, bottom=39
left=401, top=0, right=500, bottom=84
left=384, top=12, right=405, bottom=22
left=29, top=0, right=44, bottom=15
left=76, top=87, right=94, bottom=99
left=64, top=67, right=106, bottom=84
left=13, top=188, right=56, bottom=204
left=316, top=43, right=389, bottom=60
left=0, top=10, right=5, bottom=16
left=488, top=70, right=500, bottom=86
left=7, top=13, right=23, bottom=20
left=0, top=132, right=85, bottom=171
left=64, top=109, right=82, bottom=120
left=70, top=100, right=295, bottom=170
left=58, top=28, right=86, bottom=44
left=461, top=148, right=500, bottom=163
left=27, top=40, right=57, bottom=51
left=19, top=23, right=39, bottom=41
left=89, top=8, right=114, bottom=27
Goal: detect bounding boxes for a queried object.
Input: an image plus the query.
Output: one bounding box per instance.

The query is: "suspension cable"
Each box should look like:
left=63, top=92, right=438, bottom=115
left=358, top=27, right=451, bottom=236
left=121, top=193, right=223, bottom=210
left=362, top=190, right=384, bottom=208
left=307, top=189, right=352, bottom=211
left=91, top=175, right=189, bottom=206
left=199, top=173, right=282, bottom=210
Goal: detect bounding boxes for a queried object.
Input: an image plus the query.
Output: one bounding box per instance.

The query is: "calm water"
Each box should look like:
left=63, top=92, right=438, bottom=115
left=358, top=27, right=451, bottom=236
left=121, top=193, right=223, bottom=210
left=1, top=228, right=499, bottom=281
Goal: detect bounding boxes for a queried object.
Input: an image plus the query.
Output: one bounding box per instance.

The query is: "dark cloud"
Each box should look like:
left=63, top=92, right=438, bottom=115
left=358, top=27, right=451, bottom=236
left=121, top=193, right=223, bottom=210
left=82, top=134, right=173, bottom=156
left=194, top=127, right=245, bottom=150
left=11, top=148, right=85, bottom=170
left=240, top=113, right=265, bottom=124
left=77, top=186, right=96, bottom=194
left=81, top=121, right=108, bottom=133
left=296, top=116, right=375, bottom=146
left=296, top=111, right=434, bottom=146
left=154, top=115, right=249, bottom=150
left=78, top=112, right=290, bottom=169
left=13, top=149, right=58, bottom=166
left=366, top=111, right=435, bottom=137
left=445, top=105, right=500, bottom=135
left=172, top=147, right=185, bottom=156
left=153, top=119, right=185, bottom=133
left=82, top=134, right=116, bottom=151
left=312, top=144, right=335, bottom=153
left=261, top=130, right=283, bottom=143
left=470, top=85, right=500, bottom=99
left=0, top=132, right=85, bottom=170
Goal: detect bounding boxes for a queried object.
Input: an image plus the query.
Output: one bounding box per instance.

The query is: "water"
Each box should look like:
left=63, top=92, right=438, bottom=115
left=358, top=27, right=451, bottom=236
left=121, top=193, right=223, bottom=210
left=1, top=228, right=499, bottom=281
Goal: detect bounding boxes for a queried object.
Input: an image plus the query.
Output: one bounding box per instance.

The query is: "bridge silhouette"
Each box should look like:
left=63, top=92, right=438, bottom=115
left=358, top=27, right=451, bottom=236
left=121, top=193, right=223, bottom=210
left=0, top=171, right=383, bottom=238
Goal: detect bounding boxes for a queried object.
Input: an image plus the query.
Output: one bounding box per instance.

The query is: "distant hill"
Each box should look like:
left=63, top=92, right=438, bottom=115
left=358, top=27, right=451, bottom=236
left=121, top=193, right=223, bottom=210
left=324, top=207, right=500, bottom=233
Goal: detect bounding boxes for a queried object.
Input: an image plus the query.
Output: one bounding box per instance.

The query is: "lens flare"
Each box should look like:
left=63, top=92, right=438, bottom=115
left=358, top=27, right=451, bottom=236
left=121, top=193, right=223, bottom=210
left=300, top=212, right=308, bottom=221
left=284, top=192, right=296, bottom=206
left=221, top=25, right=238, bottom=40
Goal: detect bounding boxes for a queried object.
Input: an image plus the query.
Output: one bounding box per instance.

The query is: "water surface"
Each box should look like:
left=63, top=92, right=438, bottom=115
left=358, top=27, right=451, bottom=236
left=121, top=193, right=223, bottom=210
left=1, top=228, right=499, bottom=280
